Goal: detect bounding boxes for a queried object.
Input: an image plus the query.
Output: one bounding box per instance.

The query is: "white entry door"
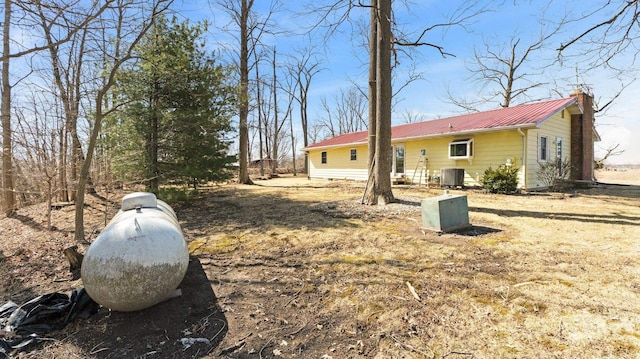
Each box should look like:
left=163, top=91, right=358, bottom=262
left=391, top=144, right=405, bottom=176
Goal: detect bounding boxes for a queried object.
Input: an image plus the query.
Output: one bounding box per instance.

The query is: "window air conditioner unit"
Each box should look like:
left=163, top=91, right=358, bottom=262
left=441, top=168, right=465, bottom=187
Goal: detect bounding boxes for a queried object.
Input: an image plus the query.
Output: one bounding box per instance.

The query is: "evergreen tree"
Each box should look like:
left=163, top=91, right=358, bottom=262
left=108, top=16, right=236, bottom=192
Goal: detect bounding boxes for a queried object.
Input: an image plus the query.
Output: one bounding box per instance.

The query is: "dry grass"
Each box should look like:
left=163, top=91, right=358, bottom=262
left=597, top=166, right=640, bottom=185
left=183, top=170, right=640, bottom=358
left=2, top=169, right=639, bottom=358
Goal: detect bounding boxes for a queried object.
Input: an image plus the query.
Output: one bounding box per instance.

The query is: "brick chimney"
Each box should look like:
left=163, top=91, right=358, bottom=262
left=570, top=89, right=595, bottom=181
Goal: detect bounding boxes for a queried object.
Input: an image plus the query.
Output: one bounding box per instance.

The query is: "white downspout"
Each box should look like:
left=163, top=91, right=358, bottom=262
left=517, top=128, right=526, bottom=189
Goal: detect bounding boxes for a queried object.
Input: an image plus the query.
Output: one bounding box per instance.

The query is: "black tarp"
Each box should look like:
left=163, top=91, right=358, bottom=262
left=0, top=288, right=99, bottom=358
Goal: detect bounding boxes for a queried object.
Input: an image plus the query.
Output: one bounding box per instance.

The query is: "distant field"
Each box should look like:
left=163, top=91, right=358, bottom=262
left=596, top=167, right=640, bottom=185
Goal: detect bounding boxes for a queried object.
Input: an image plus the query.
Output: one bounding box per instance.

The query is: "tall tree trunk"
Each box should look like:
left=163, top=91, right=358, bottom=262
left=255, top=60, right=264, bottom=177
left=73, top=0, right=170, bottom=242
left=294, top=53, right=319, bottom=177
left=368, top=0, right=378, bottom=170
left=375, top=0, right=394, bottom=204
left=364, top=0, right=394, bottom=205
left=148, top=85, right=159, bottom=194
left=289, top=102, right=297, bottom=176
left=364, top=0, right=378, bottom=205
left=237, top=0, right=253, bottom=184
left=58, top=127, right=68, bottom=202
left=75, top=88, right=107, bottom=242
left=149, top=112, right=159, bottom=193
left=299, top=73, right=309, bottom=175
left=1, top=0, right=15, bottom=216
left=271, top=47, right=278, bottom=175
left=38, top=3, right=88, bottom=202
left=300, top=96, right=308, bottom=175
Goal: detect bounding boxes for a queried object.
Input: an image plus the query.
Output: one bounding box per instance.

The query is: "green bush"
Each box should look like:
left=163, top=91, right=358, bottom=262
left=482, top=165, right=519, bottom=194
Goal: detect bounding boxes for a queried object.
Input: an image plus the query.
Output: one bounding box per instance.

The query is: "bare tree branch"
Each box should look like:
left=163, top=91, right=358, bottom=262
left=446, top=18, right=561, bottom=111
left=595, top=143, right=625, bottom=168
left=558, top=1, right=639, bottom=52
left=1, top=0, right=117, bottom=61
left=557, top=0, right=640, bottom=72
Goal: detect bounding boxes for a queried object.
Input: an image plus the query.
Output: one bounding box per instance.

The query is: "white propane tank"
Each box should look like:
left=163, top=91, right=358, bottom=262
left=81, top=192, right=189, bottom=312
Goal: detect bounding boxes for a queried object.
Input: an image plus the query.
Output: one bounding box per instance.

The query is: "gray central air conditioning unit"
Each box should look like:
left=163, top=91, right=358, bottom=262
left=441, top=168, right=465, bottom=187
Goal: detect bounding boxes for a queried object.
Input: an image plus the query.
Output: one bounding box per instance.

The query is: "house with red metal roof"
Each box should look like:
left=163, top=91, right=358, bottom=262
left=303, top=90, right=599, bottom=190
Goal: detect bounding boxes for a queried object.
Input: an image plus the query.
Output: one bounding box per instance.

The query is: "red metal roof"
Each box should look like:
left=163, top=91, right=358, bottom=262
left=304, top=97, right=578, bottom=150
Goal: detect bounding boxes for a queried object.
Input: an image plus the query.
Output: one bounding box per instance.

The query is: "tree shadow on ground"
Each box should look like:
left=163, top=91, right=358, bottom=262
left=469, top=206, right=639, bottom=226
left=8, top=191, right=119, bottom=233
left=451, top=225, right=503, bottom=236
left=66, top=257, right=226, bottom=359
left=0, top=250, right=35, bottom=302
left=9, top=213, right=48, bottom=231
left=176, top=188, right=360, bottom=233
left=587, top=183, right=640, bottom=200
left=394, top=198, right=421, bottom=207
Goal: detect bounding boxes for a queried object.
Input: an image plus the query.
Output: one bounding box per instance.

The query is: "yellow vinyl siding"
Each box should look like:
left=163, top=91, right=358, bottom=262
left=524, top=110, right=572, bottom=189
left=402, top=131, right=523, bottom=187
left=308, top=145, right=369, bottom=181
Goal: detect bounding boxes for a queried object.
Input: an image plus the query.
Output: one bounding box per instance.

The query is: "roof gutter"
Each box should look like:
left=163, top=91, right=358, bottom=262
left=303, top=141, right=368, bottom=152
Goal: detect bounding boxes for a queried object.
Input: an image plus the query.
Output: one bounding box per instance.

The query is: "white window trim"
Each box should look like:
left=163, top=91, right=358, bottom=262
left=538, top=135, right=549, bottom=162
left=350, top=148, right=357, bottom=161
left=448, top=138, right=474, bottom=160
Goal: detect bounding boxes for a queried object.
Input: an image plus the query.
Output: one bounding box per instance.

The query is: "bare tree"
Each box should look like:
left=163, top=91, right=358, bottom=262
left=363, top=0, right=393, bottom=205
left=367, top=0, right=378, bottom=186
left=34, top=2, right=92, bottom=202
left=74, top=0, right=173, bottom=242
left=218, top=0, right=279, bottom=184
left=308, top=123, right=325, bottom=145
left=554, top=0, right=640, bottom=115
left=1, top=0, right=15, bottom=216
left=12, top=97, right=60, bottom=228
left=318, top=97, right=337, bottom=138
left=318, top=87, right=367, bottom=137
left=557, top=0, right=640, bottom=69
left=595, top=143, right=625, bottom=169
left=269, top=47, right=283, bottom=175
left=2, top=0, right=116, bottom=215
left=285, top=83, right=297, bottom=176
left=287, top=47, right=321, bottom=175
left=400, top=109, right=427, bottom=124
left=1, top=2, right=114, bottom=62
left=254, top=55, right=266, bottom=176
left=446, top=26, right=561, bottom=111
left=237, top=0, right=254, bottom=184
left=257, top=74, right=273, bottom=166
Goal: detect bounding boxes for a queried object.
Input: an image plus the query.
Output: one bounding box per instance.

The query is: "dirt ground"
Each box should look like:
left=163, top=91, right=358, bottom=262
left=1, top=169, right=639, bottom=358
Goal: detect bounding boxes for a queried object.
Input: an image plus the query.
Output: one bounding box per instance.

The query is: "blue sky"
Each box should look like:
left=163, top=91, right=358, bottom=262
left=176, top=0, right=639, bottom=165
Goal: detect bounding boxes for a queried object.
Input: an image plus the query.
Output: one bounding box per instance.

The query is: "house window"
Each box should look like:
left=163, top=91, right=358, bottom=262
left=321, top=151, right=327, bottom=164
left=449, top=138, right=473, bottom=159
left=539, top=135, right=549, bottom=162
left=350, top=148, right=357, bottom=161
